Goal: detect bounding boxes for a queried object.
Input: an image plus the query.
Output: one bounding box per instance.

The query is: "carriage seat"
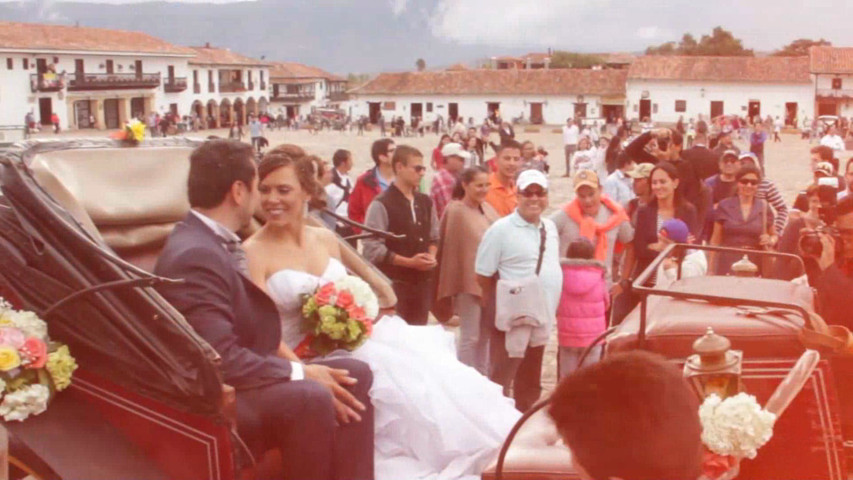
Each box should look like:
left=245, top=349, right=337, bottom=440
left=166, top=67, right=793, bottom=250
left=29, top=146, right=193, bottom=272
left=480, top=408, right=580, bottom=480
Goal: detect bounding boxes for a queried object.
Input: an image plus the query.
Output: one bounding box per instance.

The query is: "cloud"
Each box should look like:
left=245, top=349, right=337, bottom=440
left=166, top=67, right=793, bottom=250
left=428, top=0, right=610, bottom=47
left=388, top=0, right=407, bottom=16
left=636, top=26, right=671, bottom=40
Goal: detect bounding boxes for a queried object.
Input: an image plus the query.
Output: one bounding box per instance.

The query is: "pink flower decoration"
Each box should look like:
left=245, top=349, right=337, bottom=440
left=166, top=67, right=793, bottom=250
left=0, top=327, right=26, bottom=349
left=20, top=337, right=48, bottom=369
left=315, top=283, right=336, bottom=306
left=335, top=290, right=355, bottom=310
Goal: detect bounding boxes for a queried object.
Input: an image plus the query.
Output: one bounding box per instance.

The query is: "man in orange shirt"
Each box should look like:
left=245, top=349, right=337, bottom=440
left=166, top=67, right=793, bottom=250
left=486, top=140, right=522, bottom=217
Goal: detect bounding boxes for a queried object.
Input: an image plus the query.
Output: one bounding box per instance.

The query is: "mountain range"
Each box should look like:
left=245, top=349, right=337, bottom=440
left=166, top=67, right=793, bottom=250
left=0, top=0, right=541, bottom=74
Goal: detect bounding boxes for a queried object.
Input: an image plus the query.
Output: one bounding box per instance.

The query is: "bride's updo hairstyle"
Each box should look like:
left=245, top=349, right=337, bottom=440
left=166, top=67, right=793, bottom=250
left=257, top=150, right=326, bottom=210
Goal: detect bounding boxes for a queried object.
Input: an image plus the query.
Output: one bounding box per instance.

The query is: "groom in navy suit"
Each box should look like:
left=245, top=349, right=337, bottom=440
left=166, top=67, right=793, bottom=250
left=155, top=140, right=374, bottom=480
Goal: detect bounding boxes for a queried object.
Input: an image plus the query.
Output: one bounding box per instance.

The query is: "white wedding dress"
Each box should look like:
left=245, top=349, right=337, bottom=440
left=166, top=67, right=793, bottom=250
left=266, top=258, right=522, bottom=480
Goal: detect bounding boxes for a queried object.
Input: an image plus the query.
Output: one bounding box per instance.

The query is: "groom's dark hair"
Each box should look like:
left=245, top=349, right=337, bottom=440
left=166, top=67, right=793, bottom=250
left=549, top=351, right=703, bottom=480
left=188, top=139, right=256, bottom=208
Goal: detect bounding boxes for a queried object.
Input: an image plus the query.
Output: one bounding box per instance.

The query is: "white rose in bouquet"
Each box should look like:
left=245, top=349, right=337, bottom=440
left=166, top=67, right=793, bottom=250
left=333, top=275, right=379, bottom=320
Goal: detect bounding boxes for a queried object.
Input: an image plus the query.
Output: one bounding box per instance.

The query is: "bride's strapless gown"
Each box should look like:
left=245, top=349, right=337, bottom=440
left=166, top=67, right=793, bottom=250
left=266, top=258, right=522, bottom=480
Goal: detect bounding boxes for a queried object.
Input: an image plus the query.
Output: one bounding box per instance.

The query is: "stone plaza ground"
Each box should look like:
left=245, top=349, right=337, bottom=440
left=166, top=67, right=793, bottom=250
left=27, top=125, right=847, bottom=394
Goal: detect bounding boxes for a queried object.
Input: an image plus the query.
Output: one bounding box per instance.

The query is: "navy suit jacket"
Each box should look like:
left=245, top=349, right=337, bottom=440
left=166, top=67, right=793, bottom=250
left=154, top=212, right=293, bottom=390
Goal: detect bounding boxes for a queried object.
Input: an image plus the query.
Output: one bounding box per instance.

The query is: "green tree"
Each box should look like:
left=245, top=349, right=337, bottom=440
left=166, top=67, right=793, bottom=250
left=550, top=51, right=607, bottom=69
left=416, top=58, right=426, bottom=71
left=773, top=38, right=832, bottom=56
left=646, top=27, right=753, bottom=56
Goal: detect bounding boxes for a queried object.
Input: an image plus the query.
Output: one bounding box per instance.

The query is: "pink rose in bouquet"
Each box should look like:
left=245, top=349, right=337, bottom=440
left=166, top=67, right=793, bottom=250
left=21, top=337, right=48, bottom=369
left=0, top=327, right=26, bottom=349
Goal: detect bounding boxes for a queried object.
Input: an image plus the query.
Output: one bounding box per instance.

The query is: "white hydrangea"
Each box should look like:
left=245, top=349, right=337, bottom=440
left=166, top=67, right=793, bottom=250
left=334, top=275, right=379, bottom=319
left=699, top=393, right=777, bottom=459
left=0, top=384, right=50, bottom=421
left=4, top=309, right=48, bottom=339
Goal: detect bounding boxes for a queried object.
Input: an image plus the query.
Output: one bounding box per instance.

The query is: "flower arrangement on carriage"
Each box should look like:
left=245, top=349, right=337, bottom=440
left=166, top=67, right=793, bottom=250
left=109, top=118, right=146, bottom=145
left=0, top=297, right=77, bottom=422
left=296, top=275, right=378, bottom=358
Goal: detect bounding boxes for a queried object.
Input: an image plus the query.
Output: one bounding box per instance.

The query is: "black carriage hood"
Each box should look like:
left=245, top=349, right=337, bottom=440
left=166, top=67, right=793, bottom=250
left=0, top=139, right=224, bottom=417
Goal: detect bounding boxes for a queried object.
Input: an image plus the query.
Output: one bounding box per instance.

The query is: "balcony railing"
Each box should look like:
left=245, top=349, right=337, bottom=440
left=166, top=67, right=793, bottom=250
left=272, top=91, right=315, bottom=102
left=260, top=81, right=267, bottom=91
left=219, top=81, right=246, bottom=93
left=816, top=88, right=853, bottom=100
left=30, top=73, right=64, bottom=93
left=208, top=82, right=215, bottom=93
left=164, top=77, right=188, bottom=93
left=329, top=92, right=350, bottom=102
left=67, top=72, right=161, bottom=91
left=193, top=83, right=201, bottom=94
left=248, top=81, right=255, bottom=91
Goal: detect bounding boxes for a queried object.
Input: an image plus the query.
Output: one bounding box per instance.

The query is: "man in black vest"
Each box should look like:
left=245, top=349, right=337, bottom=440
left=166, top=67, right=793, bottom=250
left=363, top=145, right=440, bottom=325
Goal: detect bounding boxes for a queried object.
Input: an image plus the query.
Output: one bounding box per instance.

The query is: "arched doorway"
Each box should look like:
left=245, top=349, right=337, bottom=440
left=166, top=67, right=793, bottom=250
left=191, top=100, right=205, bottom=124
left=258, top=97, right=269, bottom=115
left=246, top=97, right=257, bottom=118
left=233, top=98, right=245, bottom=126
left=220, top=98, right=232, bottom=127
left=207, top=99, right=219, bottom=128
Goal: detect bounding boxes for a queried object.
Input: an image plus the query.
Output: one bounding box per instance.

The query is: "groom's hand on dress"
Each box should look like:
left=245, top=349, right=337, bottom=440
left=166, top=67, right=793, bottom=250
left=304, top=364, right=366, bottom=425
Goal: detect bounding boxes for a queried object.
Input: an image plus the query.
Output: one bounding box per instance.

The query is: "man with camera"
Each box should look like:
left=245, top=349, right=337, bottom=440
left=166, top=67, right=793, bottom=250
left=803, top=195, right=853, bottom=328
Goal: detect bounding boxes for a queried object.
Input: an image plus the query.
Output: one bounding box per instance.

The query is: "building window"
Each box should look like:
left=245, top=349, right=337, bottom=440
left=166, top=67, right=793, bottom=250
left=53, top=56, right=59, bottom=64
left=832, top=78, right=843, bottom=90
left=382, top=101, right=396, bottom=111
left=675, top=100, right=687, bottom=112
left=6, top=58, right=12, bottom=70
left=22, top=58, right=28, bottom=70
left=426, top=102, right=433, bottom=113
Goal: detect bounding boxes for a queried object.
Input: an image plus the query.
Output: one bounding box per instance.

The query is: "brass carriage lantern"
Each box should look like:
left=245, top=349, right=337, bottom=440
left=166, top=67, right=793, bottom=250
left=683, top=327, right=744, bottom=400
left=731, top=255, right=758, bottom=277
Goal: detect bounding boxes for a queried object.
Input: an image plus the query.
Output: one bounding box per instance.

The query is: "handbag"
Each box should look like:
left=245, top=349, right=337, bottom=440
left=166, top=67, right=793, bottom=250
left=494, top=224, right=551, bottom=331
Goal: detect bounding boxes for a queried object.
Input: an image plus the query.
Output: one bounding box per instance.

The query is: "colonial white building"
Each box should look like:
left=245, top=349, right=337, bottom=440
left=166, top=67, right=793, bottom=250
left=348, top=69, right=628, bottom=126
left=268, top=62, right=349, bottom=119
left=184, top=45, right=271, bottom=128
left=810, top=46, right=853, bottom=118
left=625, top=56, right=815, bottom=125
left=0, top=21, right=195, bottom=129
left=0, top=22, right=272, bottom=130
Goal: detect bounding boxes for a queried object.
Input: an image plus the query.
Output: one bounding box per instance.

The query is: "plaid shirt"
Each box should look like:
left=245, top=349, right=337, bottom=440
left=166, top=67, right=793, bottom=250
left=430, top=168, right=457, bottom=219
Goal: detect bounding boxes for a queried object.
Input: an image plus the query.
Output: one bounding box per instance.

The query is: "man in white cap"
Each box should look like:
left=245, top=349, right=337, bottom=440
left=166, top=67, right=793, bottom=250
left=430, top=142, right=470, bottom=218
left=476, top=169, right=563, bottom=411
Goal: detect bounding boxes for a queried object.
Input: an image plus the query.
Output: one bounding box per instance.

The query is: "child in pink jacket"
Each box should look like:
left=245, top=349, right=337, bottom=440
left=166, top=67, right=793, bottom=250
left=557, top=238, right=610, bottom=379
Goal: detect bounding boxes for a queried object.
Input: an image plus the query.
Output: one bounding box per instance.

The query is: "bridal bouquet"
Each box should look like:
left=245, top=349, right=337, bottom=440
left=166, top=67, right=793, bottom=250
left=109, top=118, right=145, bottom=145
left=0, top=297, right=78, bottom=422
left=298, top=276, right=379, bottom=357
left=699, top=393, right=777, bottom=479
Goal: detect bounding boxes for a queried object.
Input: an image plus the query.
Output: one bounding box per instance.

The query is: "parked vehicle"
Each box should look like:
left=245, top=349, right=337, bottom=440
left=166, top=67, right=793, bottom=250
left=0, top=138, right=395, bottom=479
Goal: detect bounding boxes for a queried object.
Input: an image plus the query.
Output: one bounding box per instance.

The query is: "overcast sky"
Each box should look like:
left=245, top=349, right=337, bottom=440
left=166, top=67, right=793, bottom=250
left=11, top=0, right=853, bottom=70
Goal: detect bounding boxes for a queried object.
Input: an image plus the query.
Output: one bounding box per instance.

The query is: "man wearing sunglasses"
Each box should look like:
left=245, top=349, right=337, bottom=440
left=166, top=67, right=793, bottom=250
left=364, top=145, right=439, bottom=326
left=476, top=169, right=563, bottom=411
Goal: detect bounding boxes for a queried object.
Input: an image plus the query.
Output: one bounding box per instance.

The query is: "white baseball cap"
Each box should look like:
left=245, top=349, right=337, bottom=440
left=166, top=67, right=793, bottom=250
left=440, top=142, right=471, bottom=161
left=517, top=169, right=549, bottom=191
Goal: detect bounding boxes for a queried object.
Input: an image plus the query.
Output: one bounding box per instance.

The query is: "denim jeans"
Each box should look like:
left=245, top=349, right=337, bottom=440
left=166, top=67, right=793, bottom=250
left=558, top=345, right=602, bottom=380
left=455, top=293, right=488, bottom=375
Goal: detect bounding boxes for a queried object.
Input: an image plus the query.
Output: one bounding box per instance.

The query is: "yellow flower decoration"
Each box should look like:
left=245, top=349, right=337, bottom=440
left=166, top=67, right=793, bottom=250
left=46, top=345, right=77, bottom=391
left=0, top=347, right=21, bottom=371
left=126, top=119, right=145, bottom=142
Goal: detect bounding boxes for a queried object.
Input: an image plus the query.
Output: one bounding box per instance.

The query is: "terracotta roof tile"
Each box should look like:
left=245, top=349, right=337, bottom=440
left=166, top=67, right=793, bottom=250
left=188, top=46, right=271, bottom=66
left=809, top=46, right=853, bottom=74
left=351, top=69, right=627, bottom=96
left=0, top=21, right=193, bottom=55
left=628, top=55, right=811, bottom=83
left=269, top=61, right=344, bottom=81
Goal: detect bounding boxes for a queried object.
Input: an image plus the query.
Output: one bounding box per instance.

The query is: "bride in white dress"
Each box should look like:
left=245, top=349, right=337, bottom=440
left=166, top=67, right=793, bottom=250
left=243, top=152, right=521, bottom=480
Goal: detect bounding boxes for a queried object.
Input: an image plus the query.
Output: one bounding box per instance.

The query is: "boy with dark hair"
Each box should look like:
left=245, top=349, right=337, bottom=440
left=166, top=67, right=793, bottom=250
left=549, top=350, right=703, bottom=480
left=348, top=138, right=396, bottom=225
left=363, top=145, right=439, bottom=325
left=485, top=140, right=522, bottom=217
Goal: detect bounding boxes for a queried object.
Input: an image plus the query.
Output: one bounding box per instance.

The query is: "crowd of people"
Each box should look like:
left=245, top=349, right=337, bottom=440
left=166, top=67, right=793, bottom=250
left=131, top=102, right=853, bottom=480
